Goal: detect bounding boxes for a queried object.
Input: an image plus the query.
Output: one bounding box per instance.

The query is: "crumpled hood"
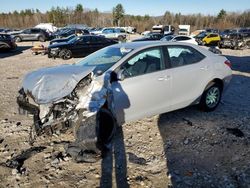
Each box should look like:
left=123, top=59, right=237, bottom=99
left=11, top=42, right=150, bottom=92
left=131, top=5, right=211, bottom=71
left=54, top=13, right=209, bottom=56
left=22, top=64, right=95, bottom=104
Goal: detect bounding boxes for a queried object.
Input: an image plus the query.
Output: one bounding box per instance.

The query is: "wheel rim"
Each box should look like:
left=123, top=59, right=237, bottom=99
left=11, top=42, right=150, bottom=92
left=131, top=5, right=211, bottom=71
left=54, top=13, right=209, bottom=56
left=206, top=87, right=220, bottom=108
left=15, top=37, right=20, bottom=42
left=64, top=50, right=71, bottom=59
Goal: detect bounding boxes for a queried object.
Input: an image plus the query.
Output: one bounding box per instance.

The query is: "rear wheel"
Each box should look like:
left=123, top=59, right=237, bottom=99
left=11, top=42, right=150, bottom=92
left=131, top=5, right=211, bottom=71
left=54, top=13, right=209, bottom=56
left=14, top=36, right=21, bottom=43
left=118, top=35, right=124, bottom=42
left=199, top=83, right=222, bottom=112
left=59, top=49, right=72, bottom=60
left=38, top=36, right=45, bottom=42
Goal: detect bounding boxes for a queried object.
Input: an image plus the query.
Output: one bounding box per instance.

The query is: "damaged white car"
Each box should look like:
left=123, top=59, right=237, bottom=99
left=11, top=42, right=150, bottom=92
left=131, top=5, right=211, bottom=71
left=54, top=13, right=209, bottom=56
left=17, top=41, right=232, bottom=157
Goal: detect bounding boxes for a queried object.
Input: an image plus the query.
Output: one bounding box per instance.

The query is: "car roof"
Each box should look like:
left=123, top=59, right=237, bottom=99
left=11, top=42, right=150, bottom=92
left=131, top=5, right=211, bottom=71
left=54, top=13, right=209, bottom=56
left=111, top=41, right=192, bottom=49
left=111, top=41, right=212, bottom=57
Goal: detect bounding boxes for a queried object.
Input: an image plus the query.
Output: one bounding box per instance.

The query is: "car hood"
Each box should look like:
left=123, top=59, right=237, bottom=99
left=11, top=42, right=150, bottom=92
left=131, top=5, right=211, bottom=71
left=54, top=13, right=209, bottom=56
left=11, top=31, right=23, bottom=35
left=22, top=64, right=95, bottom=104
left=49, top=42, right=70, bottom=48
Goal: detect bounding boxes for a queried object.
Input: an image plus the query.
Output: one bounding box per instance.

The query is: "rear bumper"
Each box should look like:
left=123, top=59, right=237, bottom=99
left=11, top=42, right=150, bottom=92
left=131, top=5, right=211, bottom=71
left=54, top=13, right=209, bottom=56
left=223, top=75, right=232, bottom=93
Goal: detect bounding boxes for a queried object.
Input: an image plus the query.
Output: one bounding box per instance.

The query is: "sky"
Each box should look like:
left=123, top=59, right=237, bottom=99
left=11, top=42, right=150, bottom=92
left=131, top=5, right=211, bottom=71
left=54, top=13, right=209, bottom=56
left=0, top=0, right=249, bottom=16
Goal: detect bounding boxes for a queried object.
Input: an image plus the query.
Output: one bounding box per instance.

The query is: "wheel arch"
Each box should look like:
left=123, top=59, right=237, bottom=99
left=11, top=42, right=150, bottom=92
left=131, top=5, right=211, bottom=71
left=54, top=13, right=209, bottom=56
left=204, top=78, right=224, bottom=91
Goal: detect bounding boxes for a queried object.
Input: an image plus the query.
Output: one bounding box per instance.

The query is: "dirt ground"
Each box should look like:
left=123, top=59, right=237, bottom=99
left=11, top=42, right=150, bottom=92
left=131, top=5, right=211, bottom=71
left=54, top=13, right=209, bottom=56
left=0, top=40, right=250, bottom=188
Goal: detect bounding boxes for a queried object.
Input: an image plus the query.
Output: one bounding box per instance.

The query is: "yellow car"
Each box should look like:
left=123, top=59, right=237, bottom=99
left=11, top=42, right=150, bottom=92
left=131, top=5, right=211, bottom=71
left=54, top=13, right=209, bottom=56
left=202, top=33, right=221, bottom=45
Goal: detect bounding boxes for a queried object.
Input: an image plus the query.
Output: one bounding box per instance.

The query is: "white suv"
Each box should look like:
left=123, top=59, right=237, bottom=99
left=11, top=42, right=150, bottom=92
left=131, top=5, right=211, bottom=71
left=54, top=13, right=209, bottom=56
left=95, top=27, right=127, bottom=41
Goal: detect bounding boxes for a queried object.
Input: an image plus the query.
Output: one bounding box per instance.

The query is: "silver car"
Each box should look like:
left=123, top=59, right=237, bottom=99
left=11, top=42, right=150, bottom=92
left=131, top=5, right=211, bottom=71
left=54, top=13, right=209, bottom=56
left=17, top=41, right=232, bottom=145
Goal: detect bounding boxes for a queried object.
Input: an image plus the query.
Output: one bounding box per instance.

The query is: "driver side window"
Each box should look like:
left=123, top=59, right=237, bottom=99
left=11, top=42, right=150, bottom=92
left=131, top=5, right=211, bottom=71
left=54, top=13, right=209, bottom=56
left=121, top=48, right=164, bottom=78
left=23, top=29, right=30, bottom=34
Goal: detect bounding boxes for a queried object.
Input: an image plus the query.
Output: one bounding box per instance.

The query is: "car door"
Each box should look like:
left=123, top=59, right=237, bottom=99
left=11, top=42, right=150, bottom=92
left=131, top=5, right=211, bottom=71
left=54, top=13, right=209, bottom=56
left=30, top=29, right=40, bottom=40
left=71, top=36, right=91, bottom=56
left=89, top=36, right=104, bottom=52
left=112, top=47, right=172, bottom=124
left=165, top=45, right=212, bottom=111
left=103, top=28, right=114, bottom=39
left=21, top=29, right=31, bottom=40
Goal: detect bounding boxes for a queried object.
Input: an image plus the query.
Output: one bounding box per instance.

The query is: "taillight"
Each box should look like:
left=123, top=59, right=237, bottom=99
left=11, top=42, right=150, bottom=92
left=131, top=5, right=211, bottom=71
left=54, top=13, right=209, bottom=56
left=224, top=60, right=232, bottom=69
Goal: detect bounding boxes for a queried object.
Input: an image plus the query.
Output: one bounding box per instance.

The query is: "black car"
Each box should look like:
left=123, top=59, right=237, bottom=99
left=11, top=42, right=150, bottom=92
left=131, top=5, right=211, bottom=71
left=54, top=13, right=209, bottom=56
left=48, top=35, right=117, bottom=59
left=132, top=33, right=164, bottom=42
left=49, top=34, right=76, bottom=45
left=52, top=28, right=89, bottom=39
left=11, top=28, right=50, bottom=42
left=0, top=33, right=16, bottom=51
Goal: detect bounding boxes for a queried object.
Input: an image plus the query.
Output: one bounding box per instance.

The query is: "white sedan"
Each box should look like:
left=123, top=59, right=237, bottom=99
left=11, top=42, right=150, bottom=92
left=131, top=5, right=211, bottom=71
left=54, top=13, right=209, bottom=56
left=161, top=35, right=198, bottom=45
left=18, top=41, right=232, bottom=145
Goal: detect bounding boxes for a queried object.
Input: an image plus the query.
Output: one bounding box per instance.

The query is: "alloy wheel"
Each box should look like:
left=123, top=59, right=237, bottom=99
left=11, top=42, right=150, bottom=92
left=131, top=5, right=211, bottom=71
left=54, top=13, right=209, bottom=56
left=205, top=87, right=220, bottom=108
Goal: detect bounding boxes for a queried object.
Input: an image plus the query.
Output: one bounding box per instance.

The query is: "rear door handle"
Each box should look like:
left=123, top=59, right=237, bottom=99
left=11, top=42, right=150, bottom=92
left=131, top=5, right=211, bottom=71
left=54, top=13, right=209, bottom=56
left=158, top=75, right=171, bottom=81
left=158, top=77, right=165, bottom=81
left=200, top=66, right=209, bottom=70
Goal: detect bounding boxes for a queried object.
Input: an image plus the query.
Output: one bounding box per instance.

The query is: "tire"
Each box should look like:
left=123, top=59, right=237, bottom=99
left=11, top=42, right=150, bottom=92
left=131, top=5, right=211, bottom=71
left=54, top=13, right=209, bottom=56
left=118, top=35, right=124, bottom=42
left=59, top=49, right=72, bottom=60
left=14, top=36, right=21, bottom=43
left=245, top=40, right=250, bottom=49
left=199, top=83, right=222, bottom=112
left=38, top=36, right=45, bottom=42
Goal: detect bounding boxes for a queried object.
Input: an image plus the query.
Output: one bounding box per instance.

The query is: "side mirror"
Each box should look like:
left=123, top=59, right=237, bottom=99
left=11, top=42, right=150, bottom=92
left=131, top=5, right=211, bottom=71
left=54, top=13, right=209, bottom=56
left=110, top=70, right=125, bottom=83
left=117, top=69, right=125, bottom=81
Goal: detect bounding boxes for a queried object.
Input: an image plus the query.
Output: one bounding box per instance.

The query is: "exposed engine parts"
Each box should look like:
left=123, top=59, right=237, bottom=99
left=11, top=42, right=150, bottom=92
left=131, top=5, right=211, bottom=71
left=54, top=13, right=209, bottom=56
left=17, top=73, right=116, bottom=155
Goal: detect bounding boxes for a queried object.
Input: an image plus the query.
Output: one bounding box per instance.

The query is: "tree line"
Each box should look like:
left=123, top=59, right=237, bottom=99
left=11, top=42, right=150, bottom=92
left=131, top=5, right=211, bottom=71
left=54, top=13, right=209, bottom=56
left=0, top=4, right=249, bottom=33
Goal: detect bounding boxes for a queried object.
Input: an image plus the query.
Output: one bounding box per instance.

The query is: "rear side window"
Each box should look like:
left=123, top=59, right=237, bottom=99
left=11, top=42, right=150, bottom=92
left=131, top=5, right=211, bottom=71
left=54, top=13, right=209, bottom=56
left=167, top=46, right=205, bottom=68
left=31, top=29, right=40, bottom=33
left=91, top=36, right=104, bottom=43
left=103, top=29, right=114, bottom=33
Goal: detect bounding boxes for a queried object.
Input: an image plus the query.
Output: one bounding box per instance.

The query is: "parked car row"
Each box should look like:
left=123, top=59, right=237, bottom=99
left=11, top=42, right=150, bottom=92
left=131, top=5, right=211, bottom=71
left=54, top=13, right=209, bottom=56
left=1, top=25, right=129, bottom=44
left=131, top=33, right=198, bottom=45
left=191, top=27, right=250, bottom=49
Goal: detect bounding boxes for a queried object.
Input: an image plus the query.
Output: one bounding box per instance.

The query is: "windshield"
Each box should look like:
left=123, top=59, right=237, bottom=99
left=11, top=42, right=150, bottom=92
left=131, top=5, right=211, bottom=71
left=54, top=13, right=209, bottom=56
left=68, top=36, right=80, bottom=43
left=197, top=32, right=207, bottom=38
left=66, top=34, right=76, bottom=40
left=161, top=35, right=175, bottom=41
left=76, top=46, right=133, bottom=75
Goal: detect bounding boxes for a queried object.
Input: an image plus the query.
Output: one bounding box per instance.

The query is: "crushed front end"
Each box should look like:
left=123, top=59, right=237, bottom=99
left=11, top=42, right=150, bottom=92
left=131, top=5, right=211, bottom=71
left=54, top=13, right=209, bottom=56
left=17, top=70, right=116, bottom=162
left=17, top=73, right=94, bottom=143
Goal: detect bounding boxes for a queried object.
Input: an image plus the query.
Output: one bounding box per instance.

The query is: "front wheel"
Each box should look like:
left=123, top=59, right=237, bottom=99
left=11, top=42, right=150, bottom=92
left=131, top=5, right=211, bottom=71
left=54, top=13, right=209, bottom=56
left=199, top=83, right=222, bottom=112
left=59, top=49, right=72, bottom=60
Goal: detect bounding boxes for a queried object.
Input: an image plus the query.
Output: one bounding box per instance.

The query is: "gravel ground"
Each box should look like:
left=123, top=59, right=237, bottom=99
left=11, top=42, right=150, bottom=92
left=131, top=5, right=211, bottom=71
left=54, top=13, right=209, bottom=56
left=0, top=41, right=250, bottom=188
